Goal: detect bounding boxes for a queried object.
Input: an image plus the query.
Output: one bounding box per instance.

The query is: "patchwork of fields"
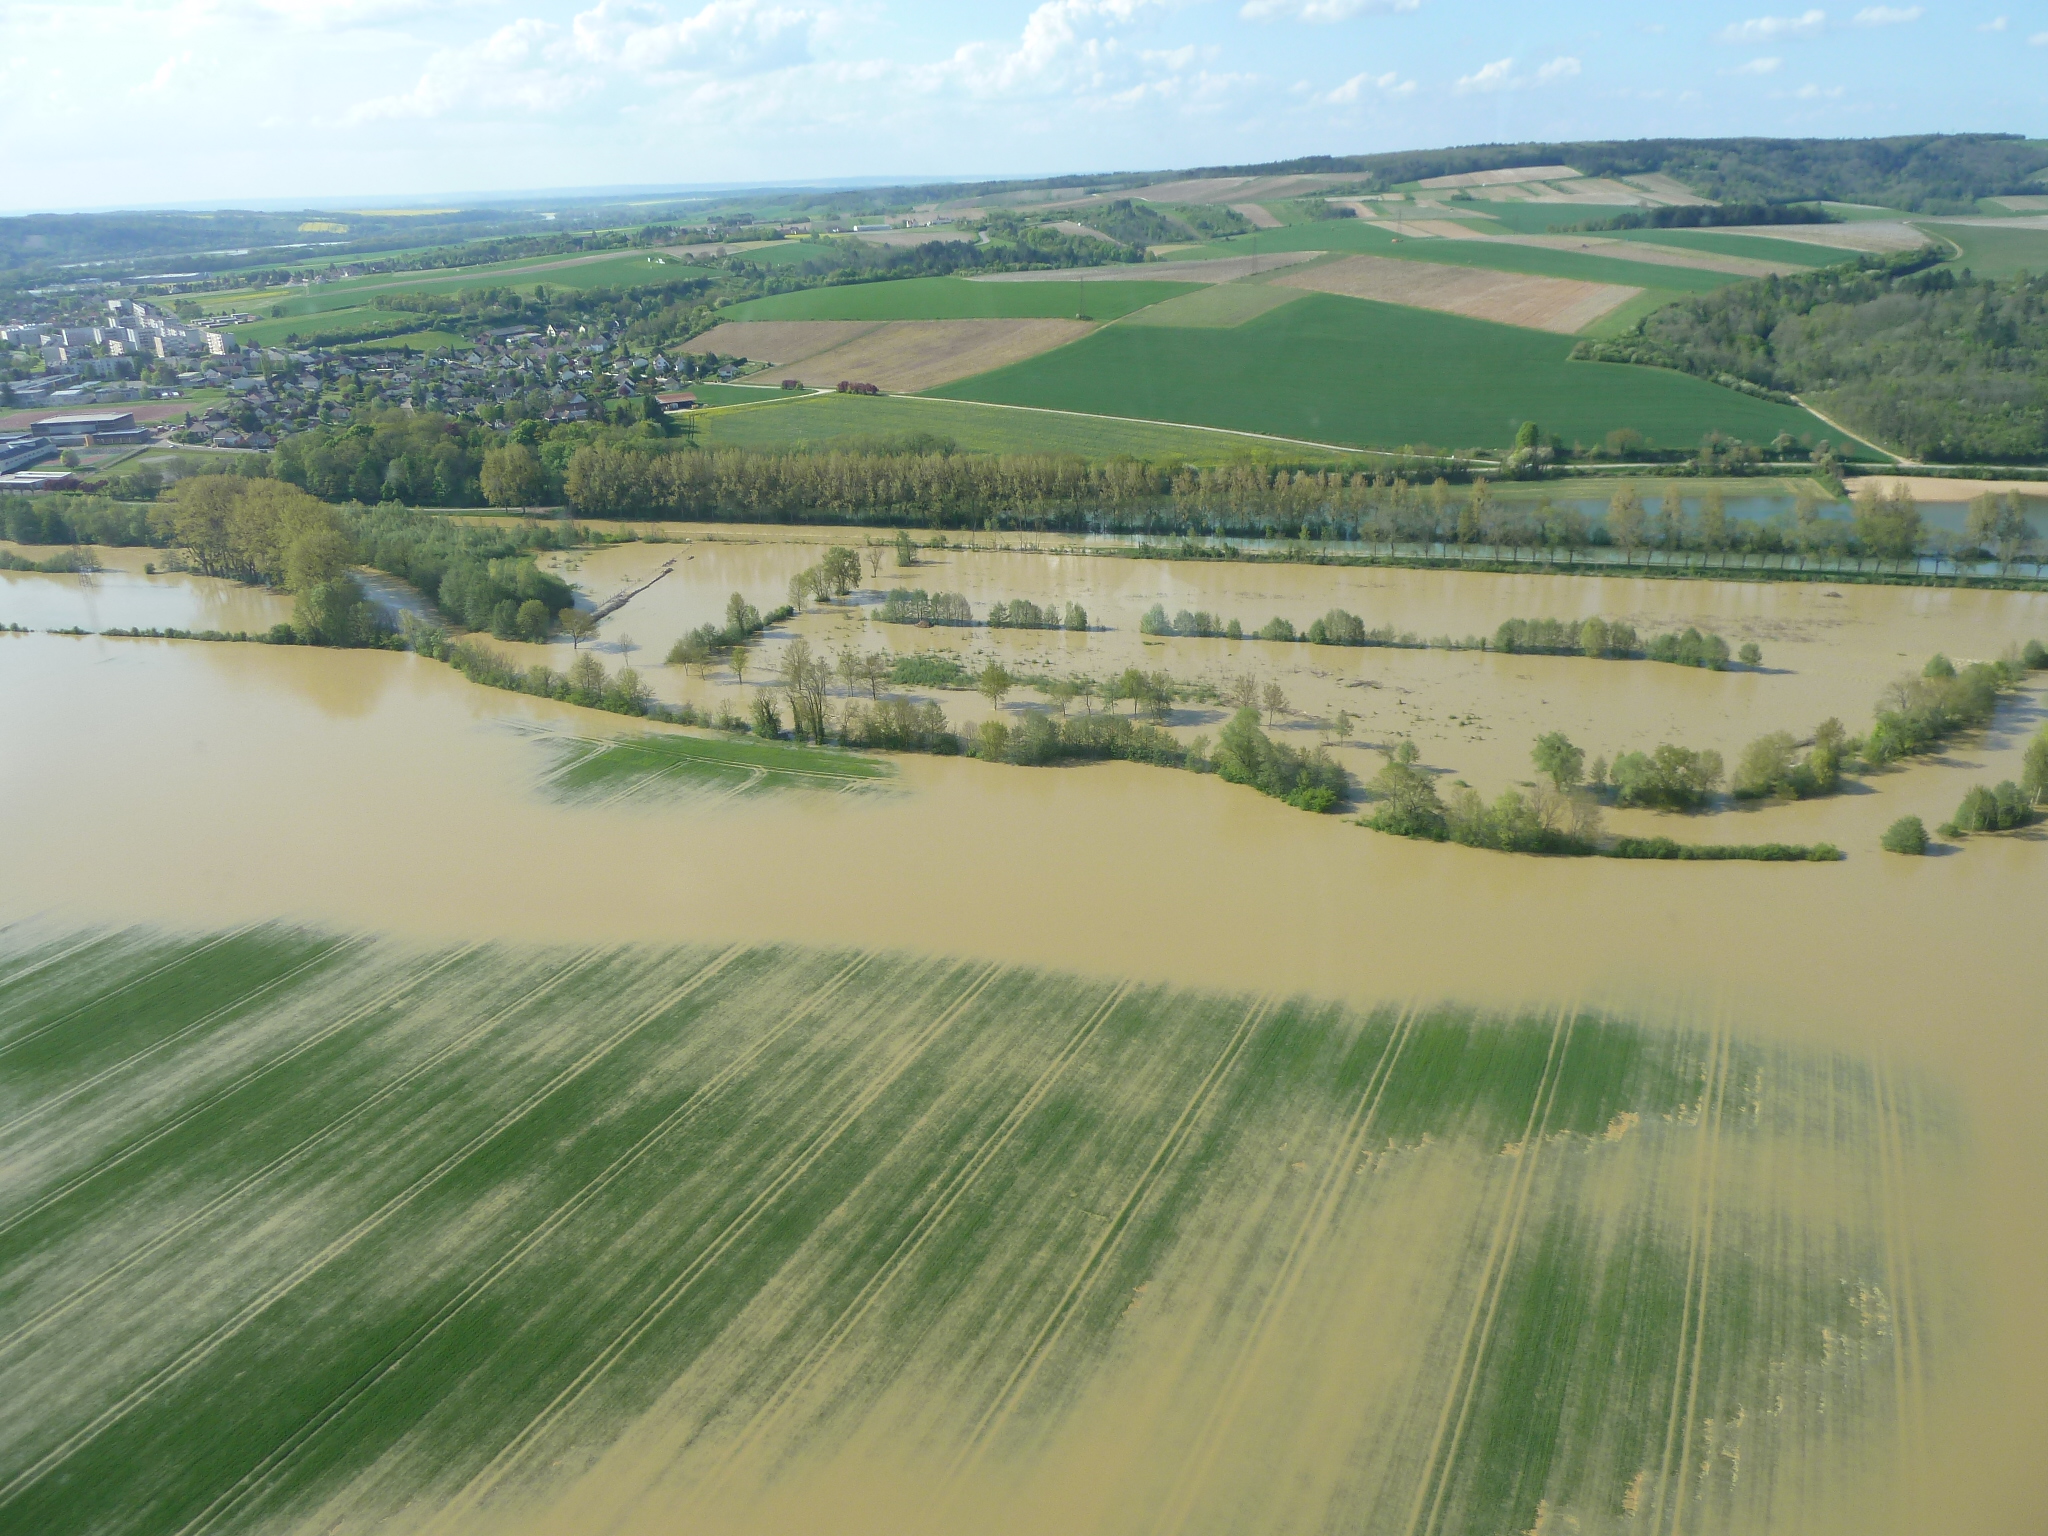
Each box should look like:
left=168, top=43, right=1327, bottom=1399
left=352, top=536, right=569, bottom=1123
left=0, top=926, right=1949, bottom=1536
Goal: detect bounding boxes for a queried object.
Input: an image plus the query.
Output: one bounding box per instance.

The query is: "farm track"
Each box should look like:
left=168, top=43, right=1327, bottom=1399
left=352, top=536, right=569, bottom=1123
left=0, top=930, right=1960, bottom=1536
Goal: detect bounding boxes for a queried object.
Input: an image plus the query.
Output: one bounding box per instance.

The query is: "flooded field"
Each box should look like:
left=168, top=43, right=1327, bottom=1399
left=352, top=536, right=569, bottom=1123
left=511, top=530, right=2048, bottom=849
left=0, top=929, right=1972, bottom=1536
left=2, top=529, right=2044, bottom=1534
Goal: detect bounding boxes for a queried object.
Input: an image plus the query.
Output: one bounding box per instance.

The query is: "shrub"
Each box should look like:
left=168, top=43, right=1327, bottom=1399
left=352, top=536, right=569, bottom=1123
left=1257, top=617, right=1297, bottom=642
left=1644, top=627, right=1732, bottom=670
left=1609, top=745, right=1724, bottom=809
left=887, top=653, right=969, bottom=688
left=988, top=598, right=1062, bottom=630
left=1880, top=816, right=1928, bottom=855
left=2024, top=638, right=2048, bottom=670
left=875, top=588, right=972, bottom=625
left=1139, top=604, right=1170, bottom=636
left=1212, top=708, right=1346, bottom=810
left=1866, top=661, right=2009, bottom=763
left=1952, top=781, right=2034, bottom=833
left=751, top=693, right=781, bottom=739
left=293, top=574, right=386, bottom=647
left=842, top=695, right=956, bottom=753
left=1606, top=838, right=1841, bottom=861
left=1738, top=642, right=1762, bottom=666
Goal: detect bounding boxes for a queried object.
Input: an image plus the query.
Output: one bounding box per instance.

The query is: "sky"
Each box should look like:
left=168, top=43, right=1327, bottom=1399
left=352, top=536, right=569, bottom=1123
left=4, top=0, right=2046, bottom=212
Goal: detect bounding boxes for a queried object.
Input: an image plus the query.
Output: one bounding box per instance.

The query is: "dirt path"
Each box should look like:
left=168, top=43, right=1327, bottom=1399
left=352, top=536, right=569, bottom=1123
left=1791, top=396, right=1903, bottom=464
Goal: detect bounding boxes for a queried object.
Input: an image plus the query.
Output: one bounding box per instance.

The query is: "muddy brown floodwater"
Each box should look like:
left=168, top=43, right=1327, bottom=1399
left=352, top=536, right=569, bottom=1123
left=2, top=531, right=2044, bottom=1533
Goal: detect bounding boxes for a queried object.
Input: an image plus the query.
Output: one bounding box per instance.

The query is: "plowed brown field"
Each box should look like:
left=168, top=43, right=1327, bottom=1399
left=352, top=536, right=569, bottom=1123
left=681, top=320, right=1095, bottom=393
left=1273, top=254, right=1640, bottom=334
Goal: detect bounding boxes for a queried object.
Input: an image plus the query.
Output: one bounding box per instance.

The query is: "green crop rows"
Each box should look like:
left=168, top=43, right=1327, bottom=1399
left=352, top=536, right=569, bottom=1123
left=693, top=390, right=1361, bottom=463
left=537, top=730, right=892, bottom=806
left=930, top=293, right=1848, bottom=454
left=724, top=276, right=1199, bottom=323
left=0, top=927, right=1943, bottom=1535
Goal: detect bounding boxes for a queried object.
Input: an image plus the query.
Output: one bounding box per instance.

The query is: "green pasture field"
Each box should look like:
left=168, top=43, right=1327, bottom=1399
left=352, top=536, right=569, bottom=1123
left=723, top=276, right=1199, bottom=323
left=0, top=924, right=1939, bottom=1535
left=692, top=390, right=1360, bottom=464
left=537, top=730, right=890, bottom=805
left=1118, top=283, right=1308, bottom=328
left=227, top=308, right=392, bottom=346
left=1920, top=221, right=2048, bottom=279
left=930, top=293, right=1851, bottom=455
left=1448, top=203, right=1635, bottom=236
left=336, top=330, right=471, bottom=355
left=683, top=381, right=797, bottom=406
left=1577, top=288, right=1690, bottom=341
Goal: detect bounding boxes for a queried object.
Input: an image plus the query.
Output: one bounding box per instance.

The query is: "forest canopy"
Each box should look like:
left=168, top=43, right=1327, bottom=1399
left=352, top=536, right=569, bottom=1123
left=1576, top=254, right=2048, bottom=463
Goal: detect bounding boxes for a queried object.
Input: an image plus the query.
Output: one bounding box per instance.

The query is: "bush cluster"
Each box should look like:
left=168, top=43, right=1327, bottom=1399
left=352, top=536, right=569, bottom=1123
left=876, top=589, right=973, bottom=625
left=987, top=598, right=1085, bottom=630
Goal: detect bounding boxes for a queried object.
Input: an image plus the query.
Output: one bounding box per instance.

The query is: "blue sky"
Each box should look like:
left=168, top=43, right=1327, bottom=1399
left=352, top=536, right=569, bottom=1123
left=4, top=1, right=2045, bottom=211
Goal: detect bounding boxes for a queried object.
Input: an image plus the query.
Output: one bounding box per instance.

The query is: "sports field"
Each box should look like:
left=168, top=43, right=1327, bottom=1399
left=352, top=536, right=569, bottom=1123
left=724, top=277, right=1198, bottom=323
left=0, top=925, right=1944, bottom=1536
left=929, top=293, right=1847, bottom=454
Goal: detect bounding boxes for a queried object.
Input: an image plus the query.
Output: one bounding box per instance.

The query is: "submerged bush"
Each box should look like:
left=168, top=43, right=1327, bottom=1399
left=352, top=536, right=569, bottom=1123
left=1212, top=708, right=1347, bottom=811
left=842, top=695, right=957, bottom=753
left=1731, top=719, right=1844, bottom=800
left=1880, top=816, right=1929, bottom=855
left=1866, top=659, right=2013, bottom=763
left=887, top=653, right=969, bottom=688
left=1609, top=744, right=1725, bottom=809
left=293, top=573, right=387, bottom=648
left=1951, top=781, right=2034, bottom=833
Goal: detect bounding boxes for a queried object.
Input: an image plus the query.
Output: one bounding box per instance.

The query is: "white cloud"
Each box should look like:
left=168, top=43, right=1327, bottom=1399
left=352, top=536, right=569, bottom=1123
left=1454, top=55, right=1576, bottom=92
left=924, top=0, right=1162, bottom=99
left=1731, top=55, right=1782, bottom=72
left=1851, top=5, right=1920, bottom=24
left=1317, top=68, right=1415, bottom=102
left=1977, top=15, right=2006, bottom=30
left=1718, top=10, right=1826, bottom=43
left=563, top=0, right=821, bottom=77
left=1240, top=0, right=1418, bottom=20
left=2031, top=30, right=2048, bottom=45
left=1454, top=56, right=1515, bottom=92
left=133, top=49, right=194, bottom=96
left=1792, top=81, right=1845, bottom=97
left=344, top=18, right=594, bottom=122
left=342, top=0, right=833, bottom=120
